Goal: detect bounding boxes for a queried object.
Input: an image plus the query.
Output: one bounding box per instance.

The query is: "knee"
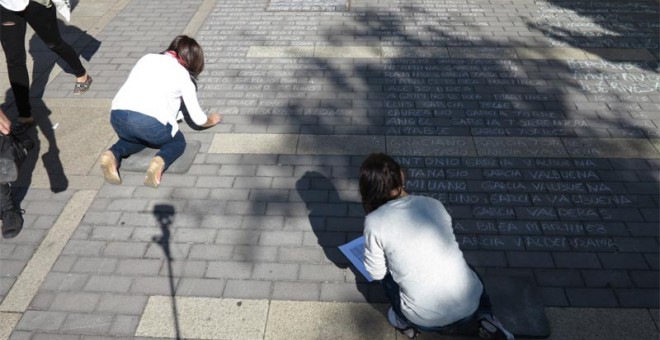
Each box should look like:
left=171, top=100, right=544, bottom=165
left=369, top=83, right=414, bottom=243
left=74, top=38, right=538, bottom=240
left=45, top=39, right=66, bottom=52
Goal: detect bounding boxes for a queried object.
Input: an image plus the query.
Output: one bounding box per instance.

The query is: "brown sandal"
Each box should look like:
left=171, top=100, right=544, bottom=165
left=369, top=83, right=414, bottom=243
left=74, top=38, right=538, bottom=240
left=74, top=75, right=93, bottom=95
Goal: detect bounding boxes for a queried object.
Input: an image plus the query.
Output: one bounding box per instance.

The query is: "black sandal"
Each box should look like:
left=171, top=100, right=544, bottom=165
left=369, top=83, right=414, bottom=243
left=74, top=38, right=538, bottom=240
left=73, top=75, right=93, bottom=95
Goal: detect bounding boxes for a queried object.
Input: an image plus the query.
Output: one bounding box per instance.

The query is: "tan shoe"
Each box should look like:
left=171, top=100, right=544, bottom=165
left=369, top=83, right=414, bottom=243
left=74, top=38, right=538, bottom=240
left=99, top=150, right=121, bottom=184
left=145, top=156, right=165, bottom=188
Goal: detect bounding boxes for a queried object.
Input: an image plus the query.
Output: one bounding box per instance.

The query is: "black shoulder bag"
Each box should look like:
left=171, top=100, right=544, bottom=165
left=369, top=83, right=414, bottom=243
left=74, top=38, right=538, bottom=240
left=0, top=130, right=33, bottom=183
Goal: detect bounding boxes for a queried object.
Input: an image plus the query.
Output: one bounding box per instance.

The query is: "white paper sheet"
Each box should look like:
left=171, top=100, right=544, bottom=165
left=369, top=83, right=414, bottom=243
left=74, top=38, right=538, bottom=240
left=338, top=235, right=373, bottom=282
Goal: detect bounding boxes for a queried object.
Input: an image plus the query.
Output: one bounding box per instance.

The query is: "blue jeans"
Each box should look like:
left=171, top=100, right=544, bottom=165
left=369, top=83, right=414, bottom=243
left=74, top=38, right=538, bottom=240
left=380, top=272, right=491, bottom=335
left=109, top=110, right=185, bottom=168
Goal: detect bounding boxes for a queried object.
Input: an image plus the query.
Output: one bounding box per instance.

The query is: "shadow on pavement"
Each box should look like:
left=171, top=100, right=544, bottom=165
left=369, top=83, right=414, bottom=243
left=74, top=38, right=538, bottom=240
left=296, top=171, right=388, bottom=306
left=152, top=203, right=182, bottom=340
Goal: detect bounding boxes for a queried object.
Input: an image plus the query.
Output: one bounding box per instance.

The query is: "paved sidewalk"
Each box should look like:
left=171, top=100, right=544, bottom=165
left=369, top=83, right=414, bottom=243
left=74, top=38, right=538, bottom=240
left=0, top=0, right=659, bottom=339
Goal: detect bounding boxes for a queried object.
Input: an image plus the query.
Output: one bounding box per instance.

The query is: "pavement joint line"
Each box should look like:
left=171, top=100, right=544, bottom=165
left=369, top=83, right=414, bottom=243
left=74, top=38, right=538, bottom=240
left=184, top=0, right=218, bottom=37
left=209, top=133, right=660, bottom=159
left=245, top=46, right=658, bottom=61
left=0, top=190, right=97, bottom=313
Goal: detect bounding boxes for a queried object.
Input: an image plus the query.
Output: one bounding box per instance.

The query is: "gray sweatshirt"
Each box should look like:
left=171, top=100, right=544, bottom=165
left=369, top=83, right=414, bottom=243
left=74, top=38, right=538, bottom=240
left=363, top=195, right=483, bottom=327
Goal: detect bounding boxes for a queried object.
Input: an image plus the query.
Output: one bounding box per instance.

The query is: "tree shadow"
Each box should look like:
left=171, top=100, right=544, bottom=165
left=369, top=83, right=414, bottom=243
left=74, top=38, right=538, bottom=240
left=151, top=204, right=181, bottom=340
left=295, top=171, right=387, bottom=306
left=523, top=0, right=660, bottom=66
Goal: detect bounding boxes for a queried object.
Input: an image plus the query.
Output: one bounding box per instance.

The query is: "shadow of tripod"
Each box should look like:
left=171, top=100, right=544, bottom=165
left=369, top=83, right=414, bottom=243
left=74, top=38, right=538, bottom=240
left=152, top=204, right=181, bottom=340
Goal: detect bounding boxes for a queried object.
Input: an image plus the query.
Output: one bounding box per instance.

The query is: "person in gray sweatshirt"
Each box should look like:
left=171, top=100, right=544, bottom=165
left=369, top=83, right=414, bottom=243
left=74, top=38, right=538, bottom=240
left=360, top=153, right=514, bottom=340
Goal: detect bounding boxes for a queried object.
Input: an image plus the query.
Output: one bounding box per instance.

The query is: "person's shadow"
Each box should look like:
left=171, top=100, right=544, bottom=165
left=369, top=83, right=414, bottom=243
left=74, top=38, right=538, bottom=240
left=296, top=171, right=387, bottom=304
left=9, top=14, right=102, bottom=204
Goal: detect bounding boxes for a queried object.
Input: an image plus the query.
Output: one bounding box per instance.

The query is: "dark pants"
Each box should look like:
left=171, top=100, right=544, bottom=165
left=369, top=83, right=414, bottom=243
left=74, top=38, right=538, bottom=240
left=0, top=2, right=86, bottom=118
left=380, top=272, right=492, bottom=335
left=109, top=110, right=186, bottom=168
left=0, top=183, right=13, bottom=211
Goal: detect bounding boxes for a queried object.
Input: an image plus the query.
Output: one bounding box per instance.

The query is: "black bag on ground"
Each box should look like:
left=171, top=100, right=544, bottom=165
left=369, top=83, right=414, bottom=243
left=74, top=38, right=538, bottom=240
left=0, top=131, right=33, bottom=183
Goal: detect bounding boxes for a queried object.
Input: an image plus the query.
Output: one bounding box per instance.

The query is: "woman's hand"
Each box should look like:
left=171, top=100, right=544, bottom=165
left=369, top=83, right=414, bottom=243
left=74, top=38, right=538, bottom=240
left=0, top=109, right=11, bottom=135
left=202, top=113, right=222, bottom=128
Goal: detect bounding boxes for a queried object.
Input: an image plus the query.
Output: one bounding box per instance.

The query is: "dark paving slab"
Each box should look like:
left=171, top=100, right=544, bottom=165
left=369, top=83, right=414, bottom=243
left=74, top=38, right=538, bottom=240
left=484, top=275, right=550, bottom=338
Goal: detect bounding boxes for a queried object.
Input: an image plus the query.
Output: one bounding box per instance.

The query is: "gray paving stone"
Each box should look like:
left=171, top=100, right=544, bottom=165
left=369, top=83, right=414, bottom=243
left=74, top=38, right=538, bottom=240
left=59, top=313, right=113, bottom=334
left=599, top=253, right=650, bottom=270
left=206, top=261, right=253, bottom=279
left=82, top=212, right=122, bottom=226
left=252, top=263, right=300, bottom=280
left=160, top=260, right=207, bottom=278
left=536, top=269, right=584, bottom=287
left=553, top=252, right=602, bottom=268
left=320, top=283, right=369, bottom=303
left=130, top=277, right=179, bottom=295
left=72, top=258, right=118, bottom=274
left=223, top=279, right=272, bottom=299
left=278, top=247, right=323, bottom=264
left=565, top=288, right=619, bottom=307
left=613, top=237, right=659, bottom=253
left=42, top=273, right=89, bottom=292
left=102, top=242, right=148, bottom=258
left=507, top=251, right=555, bottom=268
left=259, top=231, right=304, bottom=246
left=299, top=264, right=346, bottom=281
left=16, top=311, right=67, bottom=331
left=272, top=281, right=321, bottom=301
left=200, top=215, right=242, bottom=229
left=50, top=292, right=100, bottom=312
left=108, top=315, right=141, bottom=337
left=208, top=188, right=250, bottom=201
left=188, top=244, right=234, bottom=261
left=231, top=246, right=278, bottom=262
left=215, top=230, right=260, bottom=245
left=97, top=295, right=148, bottom=315
left=89, top=226, right=134, bottom=241
left=225, top=201, right=267, bottom=215
left=106, top=199, right=149, bottom=212
left=539, top=287, right=569, bottom=307
left=176, top=278, right=226, bottom=297
left=84, top=276, right=133, bottom=293
left=173, top=228, right=218, bottom=243
left=194, top=176, right=235, bottom=188
left=249, top=189, right=290, bottom=203
left=241, top=215, right=286, bottom=229
left=630, top=271, right=660, bottom=288
left=115, top=259, right=164, bottom=276
left=616, top=289, right=660, bottom=308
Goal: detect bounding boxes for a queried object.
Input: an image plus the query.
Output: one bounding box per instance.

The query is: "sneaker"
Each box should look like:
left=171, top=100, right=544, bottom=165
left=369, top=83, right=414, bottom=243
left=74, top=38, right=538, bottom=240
left=99, top=150, right=121, bottom=185
left=387, top=307, right=419, bottom=339
left=1, top=207, right=24, bottom=239
left=478, top=314, right=514, bottom=340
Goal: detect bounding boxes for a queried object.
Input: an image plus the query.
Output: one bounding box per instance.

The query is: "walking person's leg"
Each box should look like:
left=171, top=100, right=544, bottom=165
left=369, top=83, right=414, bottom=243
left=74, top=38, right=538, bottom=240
left=0, top=7, right=32, bottom=124
left=0, top=183, right=23, bottom=239
left=23, top=2, right=92, bottom=94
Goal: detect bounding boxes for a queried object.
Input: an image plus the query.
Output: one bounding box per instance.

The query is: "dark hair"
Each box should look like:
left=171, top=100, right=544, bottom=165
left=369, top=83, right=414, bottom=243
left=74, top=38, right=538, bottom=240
left=359, top=153, right=405, bottom=214
left=166, top=35, right=205, bottom=77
